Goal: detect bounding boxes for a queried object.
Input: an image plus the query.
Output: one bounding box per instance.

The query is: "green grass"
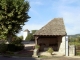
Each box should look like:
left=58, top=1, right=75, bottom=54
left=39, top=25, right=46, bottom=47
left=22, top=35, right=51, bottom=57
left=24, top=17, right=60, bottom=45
left=38, top=55, right=61, bottom=59
left=39, top=55, right=48, bottom=58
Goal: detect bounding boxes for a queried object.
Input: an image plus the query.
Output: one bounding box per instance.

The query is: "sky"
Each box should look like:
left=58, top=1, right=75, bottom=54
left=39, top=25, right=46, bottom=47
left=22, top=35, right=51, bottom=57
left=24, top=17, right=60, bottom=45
left=17, top=0, right=80, bottom=36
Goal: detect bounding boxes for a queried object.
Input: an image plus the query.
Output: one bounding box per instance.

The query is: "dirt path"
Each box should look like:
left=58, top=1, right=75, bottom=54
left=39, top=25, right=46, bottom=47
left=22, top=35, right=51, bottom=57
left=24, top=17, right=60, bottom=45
left=17, top=42, right=35, bottom=57
left=40, top=56, right=80, bottom=60
left=19, top=42, right=80, bottom=60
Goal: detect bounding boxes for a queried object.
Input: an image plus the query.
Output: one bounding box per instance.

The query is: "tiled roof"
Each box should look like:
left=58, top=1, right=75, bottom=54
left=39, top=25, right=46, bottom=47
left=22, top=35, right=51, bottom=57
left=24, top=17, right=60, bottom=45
left=24, top=29, right=30, bottom=32
left=34, top=18, right=66, bottom=36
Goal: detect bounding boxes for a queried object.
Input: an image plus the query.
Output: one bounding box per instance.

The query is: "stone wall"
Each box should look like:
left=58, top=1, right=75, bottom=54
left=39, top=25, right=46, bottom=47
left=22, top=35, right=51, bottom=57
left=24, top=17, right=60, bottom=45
left=36, top=36, right=66, bottom=56
left=69, top=45, right=75, bottom=56
left=58, top=36, right=66, bottom=55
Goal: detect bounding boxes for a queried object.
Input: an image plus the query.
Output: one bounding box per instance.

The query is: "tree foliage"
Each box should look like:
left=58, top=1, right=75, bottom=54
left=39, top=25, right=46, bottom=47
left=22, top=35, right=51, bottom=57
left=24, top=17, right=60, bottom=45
left=26, top=30, right=37, bottom=41
left=0, top=0, right=30, bottom=41
left=26, top=33, right=33, bottom=41
left=69, top=35, right=80, bottom=46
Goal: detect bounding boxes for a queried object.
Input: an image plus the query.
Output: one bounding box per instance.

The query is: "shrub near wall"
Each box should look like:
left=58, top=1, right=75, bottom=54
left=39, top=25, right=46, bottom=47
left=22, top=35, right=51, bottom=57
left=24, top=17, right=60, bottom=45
left=0, top=43, right=7, bottom=53
left=7, top=44, right=24, bottom=52
left=0, top=39, right=24, bottom=53
left=15, top=44, right=24, bottom=51
left=47, top=47, right=54, bottom=55
left=10, top=39, right=24, bottom=52
left=0, top=44, right=24, bottom=53
left=7, top=44, right=16, bottom=52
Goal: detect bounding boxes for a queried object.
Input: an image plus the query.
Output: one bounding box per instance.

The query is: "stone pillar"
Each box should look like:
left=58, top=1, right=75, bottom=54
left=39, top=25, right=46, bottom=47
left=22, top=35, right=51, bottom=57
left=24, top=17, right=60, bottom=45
left=32, top=49, right=38, bottom=57
left=59, top=36, right=66, bottom=56
left=35, top=36, right=38, bottom=45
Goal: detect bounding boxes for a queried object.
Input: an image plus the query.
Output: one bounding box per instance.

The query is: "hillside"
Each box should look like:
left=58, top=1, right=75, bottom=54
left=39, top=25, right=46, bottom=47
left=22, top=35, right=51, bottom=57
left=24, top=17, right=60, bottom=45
left=68, top=34, right=80, bottom=38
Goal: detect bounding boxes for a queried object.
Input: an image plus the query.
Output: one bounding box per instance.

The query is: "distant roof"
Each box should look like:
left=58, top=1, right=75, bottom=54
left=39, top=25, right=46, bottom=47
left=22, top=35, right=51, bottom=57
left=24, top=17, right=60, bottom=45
left=34, top=18, right=66, bottom=36
left=24, top=29, right=30, bottom=32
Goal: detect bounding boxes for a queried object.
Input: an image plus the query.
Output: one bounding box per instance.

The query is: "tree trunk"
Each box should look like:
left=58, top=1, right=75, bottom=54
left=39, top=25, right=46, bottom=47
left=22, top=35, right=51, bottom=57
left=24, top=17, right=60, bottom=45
left=7, top=34, right=12, bottom=43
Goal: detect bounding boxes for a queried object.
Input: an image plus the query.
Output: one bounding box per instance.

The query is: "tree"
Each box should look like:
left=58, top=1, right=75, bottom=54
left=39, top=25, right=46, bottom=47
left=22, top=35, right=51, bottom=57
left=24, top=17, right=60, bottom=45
left=31, top=30, right=37, bottom=40
left=26, top=30, right=37, bottom=41
left=26, top=33, right=33, bottom=41
left=31, top=30, right=37, bottom=34
left=0, top=0, right=30, bottom=42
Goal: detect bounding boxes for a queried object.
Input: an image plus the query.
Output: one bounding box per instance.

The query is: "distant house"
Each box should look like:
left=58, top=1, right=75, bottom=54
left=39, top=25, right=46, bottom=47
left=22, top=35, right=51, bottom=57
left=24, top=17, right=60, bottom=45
left=34, top=18, right=67, bottom=55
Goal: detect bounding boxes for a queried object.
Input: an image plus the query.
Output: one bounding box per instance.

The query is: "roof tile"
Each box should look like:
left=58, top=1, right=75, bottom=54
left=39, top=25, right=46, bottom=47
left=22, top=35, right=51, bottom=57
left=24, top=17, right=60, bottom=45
left=34, top=18, right=66, bottom=36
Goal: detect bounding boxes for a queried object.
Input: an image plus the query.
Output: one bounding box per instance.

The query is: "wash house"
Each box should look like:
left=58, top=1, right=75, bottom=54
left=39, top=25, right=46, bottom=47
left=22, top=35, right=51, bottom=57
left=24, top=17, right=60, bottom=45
left=34, top=18, right=67, bottom=55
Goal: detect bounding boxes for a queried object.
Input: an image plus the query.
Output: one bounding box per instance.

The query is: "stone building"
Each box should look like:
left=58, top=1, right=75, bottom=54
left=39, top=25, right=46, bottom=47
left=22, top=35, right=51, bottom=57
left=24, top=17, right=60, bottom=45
left=34, top=18, right=67, bottom=56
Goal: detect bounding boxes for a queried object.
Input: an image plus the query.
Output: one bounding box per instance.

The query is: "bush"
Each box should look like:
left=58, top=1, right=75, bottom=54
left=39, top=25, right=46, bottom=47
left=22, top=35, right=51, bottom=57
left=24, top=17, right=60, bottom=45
left=7, top=44, right=16, bottom=52
left=7, top=44, right=24, bottom=52
left=47, top=47, right=53, bottom=54
left=6, top=51, right=14, bottom=54
left=9, top=35, right=24, bottom=51
left=0, top=43, right=7, bottom=53
left=11, top=39, right=22, bottom=44
left=35, top=45, right=40, bottom=49
left=15, top=44, right=24, bottom=51
left=0, top=43, right=24, bottom=53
